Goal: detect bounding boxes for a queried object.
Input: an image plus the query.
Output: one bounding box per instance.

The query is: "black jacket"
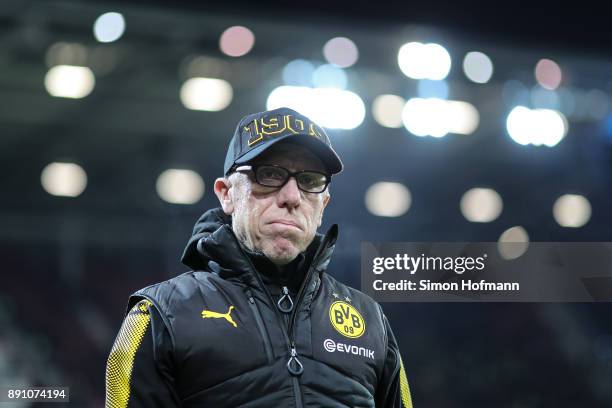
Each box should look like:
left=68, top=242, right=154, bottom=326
left=105, top=208, right=413, bottom=407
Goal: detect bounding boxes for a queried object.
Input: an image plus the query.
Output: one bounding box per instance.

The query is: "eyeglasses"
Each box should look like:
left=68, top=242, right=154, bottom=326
left=234, top=164, right=331, bottom=193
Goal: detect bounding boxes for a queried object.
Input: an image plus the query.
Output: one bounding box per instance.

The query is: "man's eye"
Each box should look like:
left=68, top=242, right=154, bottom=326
left=298, top=173, right=322, bottom=187
left=259, top=167, right=285, bottom=180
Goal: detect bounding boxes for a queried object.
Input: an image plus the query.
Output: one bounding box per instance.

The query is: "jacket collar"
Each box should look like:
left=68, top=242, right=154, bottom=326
left=181, top=207, right=338, bottom=286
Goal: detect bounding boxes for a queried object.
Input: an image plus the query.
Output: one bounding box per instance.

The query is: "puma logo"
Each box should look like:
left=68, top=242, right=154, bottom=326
left=201, top=305, right=238, bottom=328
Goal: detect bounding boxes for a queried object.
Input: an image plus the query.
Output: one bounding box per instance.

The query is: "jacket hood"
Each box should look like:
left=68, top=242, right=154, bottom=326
left=181, top=207, right=232, bottom=270
left=181, top=207, right=338, bottom=276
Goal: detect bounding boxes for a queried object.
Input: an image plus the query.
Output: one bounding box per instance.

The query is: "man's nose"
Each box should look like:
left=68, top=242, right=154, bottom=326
left=277, top=177, right=301, bottom=207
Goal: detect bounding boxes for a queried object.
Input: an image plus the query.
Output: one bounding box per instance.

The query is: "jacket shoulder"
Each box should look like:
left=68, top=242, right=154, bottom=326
left=126, top=270, right=223, bottom=346
left=126, top=270, right=221, bottom=314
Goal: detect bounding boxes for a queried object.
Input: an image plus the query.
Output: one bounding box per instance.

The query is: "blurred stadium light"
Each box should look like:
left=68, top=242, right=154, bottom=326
left=506, top=106, right=568, bottom=146
left=312, top=64, right=347, bottom=89
left=416, top=79, right=449, bottom=99
left=372, top=94, right=405, bottom=128
left=463, top=51, right=494, bottom=84
left=266, top=86, right=365, bottom=129
left=44, top=65, right=95, bottom=98
left=40, top=162, right=88, bottom=197
left=460, top=188, right=503, bottom=223
left=497, top=225, right=530, bottom=260
left=553, top=194, right=592, bottom=228
left=156, top=169, right=205, bottom=205
left=283, top=59, right=316, bottom=86
left=365, top=182, right=412, bottom=217
left=219, top=25, right=255, bottom=57
left=535, top=58, right=562, bottom=90
left=402, top=98, right=479, bottom=137
left=180, top=77, right=233, bottom=111
left=323, top=37, right=359, bottom=68
left=397, top=42, right=451, bottom=80
left=93, top=12, right=126, bottom=43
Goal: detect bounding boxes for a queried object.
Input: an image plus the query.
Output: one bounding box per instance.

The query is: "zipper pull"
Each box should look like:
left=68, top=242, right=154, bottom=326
left=286, top=342, right=304, bottom=376
left=277, top=286, right=294, bottom=314
left=245, top=289, right=255, bottom=304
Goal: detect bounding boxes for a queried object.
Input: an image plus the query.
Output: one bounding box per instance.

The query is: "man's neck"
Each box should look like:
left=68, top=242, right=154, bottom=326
left=244, top=247, right=306, bottom=295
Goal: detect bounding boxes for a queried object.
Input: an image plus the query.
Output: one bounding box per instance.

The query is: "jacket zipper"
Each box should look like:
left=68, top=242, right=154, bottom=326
left=292, top=368, right=304, bottom=408
left=287, top=265, right=317, bottom=341
left=240, top=243, right=324, bottom=356
left=245, top=289, right=274, bottom=364
left=283, top=256, right=325, bottom=408
left=277, top=286, right=294, bottom=313
left=241, top=254, right=307, bottom=408
left=242, top=254, right=292, bottom=348
left=237, top=238, right=327, bottom=408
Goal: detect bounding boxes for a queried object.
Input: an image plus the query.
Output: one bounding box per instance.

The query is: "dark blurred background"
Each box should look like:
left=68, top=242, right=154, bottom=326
left=1, top=0, right=612, bottom=406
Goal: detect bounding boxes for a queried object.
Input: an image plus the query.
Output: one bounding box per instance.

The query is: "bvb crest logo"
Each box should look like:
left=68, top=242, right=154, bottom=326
left=329, top=301, right=365, bottom=339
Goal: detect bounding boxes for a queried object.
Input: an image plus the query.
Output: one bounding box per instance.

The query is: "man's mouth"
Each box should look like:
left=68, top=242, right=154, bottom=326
left=268, top=220, right=302, bottom=231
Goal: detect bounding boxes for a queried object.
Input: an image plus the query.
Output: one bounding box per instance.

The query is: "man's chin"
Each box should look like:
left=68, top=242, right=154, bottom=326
left=262, top=239, right=301, bottom=266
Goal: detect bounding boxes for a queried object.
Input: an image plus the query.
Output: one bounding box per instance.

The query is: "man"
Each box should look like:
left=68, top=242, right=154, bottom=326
left=105, top=107, right=413, bottom=407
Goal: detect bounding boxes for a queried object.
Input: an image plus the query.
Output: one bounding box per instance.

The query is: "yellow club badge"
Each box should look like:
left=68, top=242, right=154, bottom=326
left=329, top=301, right=365, bottom=338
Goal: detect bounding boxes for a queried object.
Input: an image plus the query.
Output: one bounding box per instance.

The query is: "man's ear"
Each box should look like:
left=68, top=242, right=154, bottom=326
left=317, top=192, right=331, bottom=227
left=214, top=177, right=234, bottom=215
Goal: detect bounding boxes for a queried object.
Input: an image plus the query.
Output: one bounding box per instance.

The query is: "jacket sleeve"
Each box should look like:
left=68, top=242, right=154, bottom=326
left=105, top=299, right=181, bottom=408
left=375, top=313, right=414, bottom=408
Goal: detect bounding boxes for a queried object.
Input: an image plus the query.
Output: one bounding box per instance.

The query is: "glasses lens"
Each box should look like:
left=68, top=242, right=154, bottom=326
left=296, top=171, right=328, bottom=193
left=256, top=166, right=288, bottom=187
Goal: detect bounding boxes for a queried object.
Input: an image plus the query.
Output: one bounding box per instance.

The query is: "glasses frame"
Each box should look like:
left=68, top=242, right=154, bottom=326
left=233, top=164, right=331, bottom=193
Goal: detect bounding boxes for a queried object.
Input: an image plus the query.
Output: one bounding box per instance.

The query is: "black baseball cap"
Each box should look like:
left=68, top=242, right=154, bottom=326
left=223, top=107, right=343, bottom=175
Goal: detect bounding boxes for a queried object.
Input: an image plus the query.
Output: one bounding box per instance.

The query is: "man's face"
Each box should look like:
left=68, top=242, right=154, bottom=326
left=215, top=142, right=331, bottom=266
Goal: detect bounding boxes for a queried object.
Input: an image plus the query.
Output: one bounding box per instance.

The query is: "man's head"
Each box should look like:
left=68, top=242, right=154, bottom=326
left=214, top=107, right=342, bottom=265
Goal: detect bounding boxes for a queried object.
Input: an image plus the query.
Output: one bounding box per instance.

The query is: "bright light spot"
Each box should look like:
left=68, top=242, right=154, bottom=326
left=498, top=226, right=529, bottom=260
left=506, top=106, right=568, bottom=146
left=45, top=65, right=95, bottom=99
left=323, top=37, right=359, bottom=68
left=372, top=94, right=405, bottom=128
left=460, top=188, right=503, bottom=223
left=531, top=86, right=560, bottom=109
left=398, top=42, right=451, bottom=80
left=180, top=78, right=233, bottom=111
left=417, top=79, right=449, bottom=99
left=156, top=169, right=205, bottom=205
left=553, top=194, right=591, bottom=228
left=93, top=12, right=125, bottom=43
left=535, top=58, right=562, bottom=90
left=365, top=182, right=411, bottom=217
left=283, top=60, right=315, bottom=86
left=219, top=26, right=255, bottom=57
left=463, top=51, right=494, bottom=83
left=446, top=101, right=480, bottom=135
left=312, top=64, right=347, bottom=89
left=41, top=162, right=87, bottom=197
left=266, top=86, right=365, bottom=129
left=402, top=98, right=446, bottom=137
left=402, top=98, right=479, bottom=137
